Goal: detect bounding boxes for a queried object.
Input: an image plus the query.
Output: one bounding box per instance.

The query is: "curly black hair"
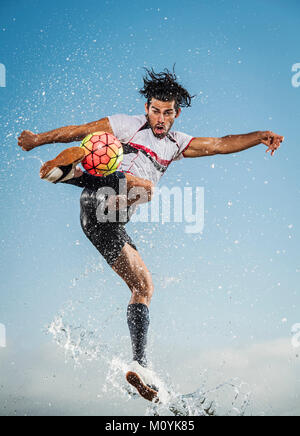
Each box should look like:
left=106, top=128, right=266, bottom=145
left=139, top=67, right=194, bottom=111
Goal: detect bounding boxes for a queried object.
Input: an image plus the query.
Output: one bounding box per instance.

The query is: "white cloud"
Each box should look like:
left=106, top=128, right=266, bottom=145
left=171, top=337, right=300, bottom=416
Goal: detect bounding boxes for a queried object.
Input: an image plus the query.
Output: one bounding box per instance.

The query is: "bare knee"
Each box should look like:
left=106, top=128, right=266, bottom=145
left=112, top=243, right=154, bottom=306
left=125, top=174, right=154, bottom=203
left=130, top=274, right=154, bottom=306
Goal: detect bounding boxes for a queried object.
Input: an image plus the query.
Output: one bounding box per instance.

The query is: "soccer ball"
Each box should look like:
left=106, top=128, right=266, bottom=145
left=80, top=131, right=123, bottom=177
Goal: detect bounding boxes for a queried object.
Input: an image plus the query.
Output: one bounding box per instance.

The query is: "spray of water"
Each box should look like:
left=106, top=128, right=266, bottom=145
left=47, top=307, right=252, bottom=416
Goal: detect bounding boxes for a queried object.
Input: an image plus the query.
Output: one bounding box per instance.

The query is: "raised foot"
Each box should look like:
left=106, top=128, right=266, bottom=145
left=40, top=147, right=85, bottom=183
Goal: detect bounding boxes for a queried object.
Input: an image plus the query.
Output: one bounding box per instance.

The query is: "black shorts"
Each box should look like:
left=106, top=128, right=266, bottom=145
left=64, top=171, right=137, bottom=266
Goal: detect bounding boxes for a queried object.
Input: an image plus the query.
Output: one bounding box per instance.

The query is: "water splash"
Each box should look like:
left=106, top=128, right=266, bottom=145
left=47, top=315, right=106, bottom=364
left=103, top=356, right=170, bottom=404
left=101, top=353, right=252, bottom=416
left=26, top=155, right=45, bottom=165
left=46, top=291, right=252, bottom=416
left=146, top=379, right=251, bottom=416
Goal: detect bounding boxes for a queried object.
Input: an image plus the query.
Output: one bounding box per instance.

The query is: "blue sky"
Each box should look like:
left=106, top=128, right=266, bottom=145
left=0, top=0, right=300, bottom=416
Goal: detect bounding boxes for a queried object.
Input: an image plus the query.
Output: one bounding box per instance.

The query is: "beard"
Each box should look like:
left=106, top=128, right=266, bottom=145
left=146, top=115, right=174, bottom=139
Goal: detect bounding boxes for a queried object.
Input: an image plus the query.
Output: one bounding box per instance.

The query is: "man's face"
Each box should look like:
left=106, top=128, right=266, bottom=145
left=145, top=98, right=181, bottom=139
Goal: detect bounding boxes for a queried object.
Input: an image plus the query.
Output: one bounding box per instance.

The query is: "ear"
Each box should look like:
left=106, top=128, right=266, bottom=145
left=145, top=102, right=149, bottom=115
left=175, top=108, right=181, bottom=119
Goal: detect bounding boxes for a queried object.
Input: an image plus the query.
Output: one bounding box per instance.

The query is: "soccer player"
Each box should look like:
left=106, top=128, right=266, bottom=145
left=18, top=68, right=284, bottom=401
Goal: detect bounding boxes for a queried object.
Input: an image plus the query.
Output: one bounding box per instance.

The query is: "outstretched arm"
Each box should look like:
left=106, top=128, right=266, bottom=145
left=18, top=117, right=113, bottom=151
left=184, top=131, right=284, bottom=158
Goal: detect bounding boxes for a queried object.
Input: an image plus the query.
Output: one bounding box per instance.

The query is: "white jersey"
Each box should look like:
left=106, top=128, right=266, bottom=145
left=108, top=114, right=193, bottom=186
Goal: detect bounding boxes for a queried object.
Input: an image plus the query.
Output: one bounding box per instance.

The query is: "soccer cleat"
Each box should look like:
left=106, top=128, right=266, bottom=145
left=40, top=147, right=85, bottom=183
left=126, top=361, right=159, bottom=403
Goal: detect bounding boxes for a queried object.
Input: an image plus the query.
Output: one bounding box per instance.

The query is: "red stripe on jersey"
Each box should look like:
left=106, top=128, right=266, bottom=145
left=129, top=142, right=172, bottom=167
left=182, top=138, right=195, bottom=157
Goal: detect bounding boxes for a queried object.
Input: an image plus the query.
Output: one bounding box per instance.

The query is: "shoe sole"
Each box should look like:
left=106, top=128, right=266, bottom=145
left=40, top=147, right=85, bottom=179
left=126, top=371, right=159, bottom=403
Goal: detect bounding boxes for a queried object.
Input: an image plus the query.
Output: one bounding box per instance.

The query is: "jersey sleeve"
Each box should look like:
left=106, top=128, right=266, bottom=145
left=172, top=131, right=194, bottom=161
left=108, top=114, right=147, bottom=143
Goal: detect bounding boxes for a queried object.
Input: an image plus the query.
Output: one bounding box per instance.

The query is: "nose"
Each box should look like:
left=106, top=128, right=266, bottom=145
left=157, top=113, right=165, bottom=123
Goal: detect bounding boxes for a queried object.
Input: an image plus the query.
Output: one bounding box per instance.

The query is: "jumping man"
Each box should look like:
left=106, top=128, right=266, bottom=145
left=18, top=68, right=284, bottom=402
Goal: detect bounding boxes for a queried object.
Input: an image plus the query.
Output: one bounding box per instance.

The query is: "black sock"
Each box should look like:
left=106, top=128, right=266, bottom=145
left=127, top=303, right=150, bottom=368
left=63, top=170, right=126, bottom=191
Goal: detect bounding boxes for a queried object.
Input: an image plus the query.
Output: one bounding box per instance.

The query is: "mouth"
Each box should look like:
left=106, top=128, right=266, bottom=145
left=154, top=125, right=165, bottom=135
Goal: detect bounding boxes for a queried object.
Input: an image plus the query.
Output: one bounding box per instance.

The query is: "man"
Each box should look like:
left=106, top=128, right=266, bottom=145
left=18, top=68, right=284, bottom=402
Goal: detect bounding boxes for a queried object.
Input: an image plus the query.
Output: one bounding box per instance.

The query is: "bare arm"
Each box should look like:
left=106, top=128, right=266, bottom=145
left=18, top=117, right=113, bottom=151
left=184, top=131, right=284, bottom=158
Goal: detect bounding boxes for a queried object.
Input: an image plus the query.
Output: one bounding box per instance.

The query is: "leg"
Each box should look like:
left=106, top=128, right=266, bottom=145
left=39, top=146, right=154, bottom=202
left=80, top=190, right=153, bottom=367
left=39, top=147, right=85, bottom=183
left=112, top=243, right=154, bottom=307
left=67, top=170, right=154, bottom=208
left=112, top=243, right=154, bottom=367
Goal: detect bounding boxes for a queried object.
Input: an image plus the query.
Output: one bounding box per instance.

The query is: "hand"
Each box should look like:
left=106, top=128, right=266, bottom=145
left=105, top=194, right=128, bottom=211
left=261, top=131, right=284, bottom=156
left=18, top=130, right=39, bottom=151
